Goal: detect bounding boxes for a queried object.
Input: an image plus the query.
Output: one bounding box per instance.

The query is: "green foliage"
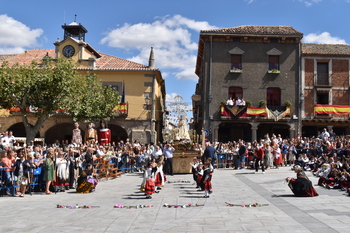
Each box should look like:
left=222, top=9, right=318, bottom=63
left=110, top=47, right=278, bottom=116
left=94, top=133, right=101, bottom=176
left=284, top=100, right=292, bottom=106
left=0, top=57, right=120, bottom=140
left=220, top=100, right=226, bottom=105
left=245, top=100, right=252, bottom=107
left=258, top=100, right=267, bottom=107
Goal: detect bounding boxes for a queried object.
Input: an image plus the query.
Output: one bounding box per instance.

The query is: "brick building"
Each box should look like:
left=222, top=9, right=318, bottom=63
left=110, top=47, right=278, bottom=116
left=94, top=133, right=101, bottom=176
left=301, top=43, right=350, bottom=137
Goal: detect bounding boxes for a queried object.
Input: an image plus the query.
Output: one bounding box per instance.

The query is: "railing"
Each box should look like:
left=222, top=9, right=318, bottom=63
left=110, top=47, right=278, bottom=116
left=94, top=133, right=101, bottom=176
left=220, top=105, right=290, bottom=120
left=316, top=73, right=331, bottom=86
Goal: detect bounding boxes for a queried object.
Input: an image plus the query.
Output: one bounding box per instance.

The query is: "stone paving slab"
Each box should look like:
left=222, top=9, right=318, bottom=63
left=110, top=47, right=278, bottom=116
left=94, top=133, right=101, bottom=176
left=0, top=166, right=350, bottom=232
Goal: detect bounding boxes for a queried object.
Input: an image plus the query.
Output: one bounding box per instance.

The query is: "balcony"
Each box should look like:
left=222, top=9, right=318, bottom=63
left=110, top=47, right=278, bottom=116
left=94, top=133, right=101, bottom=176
left=230, top=68, right=242, bottom=73
left=314, top=104, right=350, bottom=118
left=220, top=104, right=290, bottom=121
left=113, top=103, right=128, bottom=116
left=267, top=69, right=280, bottom=74
left=315, top=73, right=331, bottom=87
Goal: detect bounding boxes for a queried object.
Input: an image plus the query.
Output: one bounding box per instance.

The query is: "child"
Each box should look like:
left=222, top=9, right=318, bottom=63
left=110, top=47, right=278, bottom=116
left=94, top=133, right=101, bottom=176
left=190, top=156, right=201, bottom=188
left=200, top=162, right=213, bottom=198
left=154, top=157, right=164, bottom=192
left=144, top=161, right=156, bottom=199
left=197, top=164, right=204, bottom=191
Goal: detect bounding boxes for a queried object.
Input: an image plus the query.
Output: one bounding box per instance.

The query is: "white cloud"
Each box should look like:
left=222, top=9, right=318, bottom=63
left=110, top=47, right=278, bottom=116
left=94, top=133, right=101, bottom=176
left=0, top=14, right=43, bottom=54
left=100, top=15, right=217, bottom=81
left=304, top=32, right=347, bottom=44
left=298, top=0, right=322, bottom=7
left=245, top=0, right=255, bottom=4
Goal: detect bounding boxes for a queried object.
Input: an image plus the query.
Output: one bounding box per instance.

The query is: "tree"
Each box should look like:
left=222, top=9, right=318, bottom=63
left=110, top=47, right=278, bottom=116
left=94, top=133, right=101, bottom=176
left=0, top=57, right=120, bottom=143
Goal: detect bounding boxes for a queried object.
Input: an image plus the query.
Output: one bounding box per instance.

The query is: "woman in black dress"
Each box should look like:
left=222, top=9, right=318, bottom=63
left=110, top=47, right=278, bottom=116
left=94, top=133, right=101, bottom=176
left=286, top=165, right=319, bottom=197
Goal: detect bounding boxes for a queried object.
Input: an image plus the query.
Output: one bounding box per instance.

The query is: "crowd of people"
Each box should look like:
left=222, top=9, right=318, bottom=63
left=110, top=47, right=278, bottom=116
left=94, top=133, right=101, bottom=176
left=0, top=137, right=179, bottom=197
left=213, top=128, right=350, bottom=196
left=2, top=125, right=350, bottom=198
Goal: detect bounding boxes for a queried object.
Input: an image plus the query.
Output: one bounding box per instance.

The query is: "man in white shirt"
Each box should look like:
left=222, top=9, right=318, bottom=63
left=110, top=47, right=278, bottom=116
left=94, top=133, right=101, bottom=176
left=226, top=97, right=234, bottom=106
left=235, top=98, right=242, bottom=106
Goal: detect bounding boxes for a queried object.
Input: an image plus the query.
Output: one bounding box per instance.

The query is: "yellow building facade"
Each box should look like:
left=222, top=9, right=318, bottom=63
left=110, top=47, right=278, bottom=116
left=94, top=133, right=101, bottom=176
left=0, top=21, right=165, bottom=145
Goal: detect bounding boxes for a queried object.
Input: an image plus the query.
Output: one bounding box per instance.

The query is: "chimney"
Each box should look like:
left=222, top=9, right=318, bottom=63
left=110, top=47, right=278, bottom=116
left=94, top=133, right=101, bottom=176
left=148, top=47, right=154, bottom=69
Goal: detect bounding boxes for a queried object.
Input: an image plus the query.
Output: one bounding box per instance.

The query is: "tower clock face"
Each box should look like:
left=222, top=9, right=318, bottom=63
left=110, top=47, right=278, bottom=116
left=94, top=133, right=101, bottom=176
left=62, top=45, right=75, bottom=58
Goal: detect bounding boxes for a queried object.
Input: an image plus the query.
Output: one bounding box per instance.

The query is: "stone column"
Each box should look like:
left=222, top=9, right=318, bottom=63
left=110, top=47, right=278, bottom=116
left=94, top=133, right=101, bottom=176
left=289, top=123, right=296, bottom=139
left=327, top=125, right=333, bottom=133
left=250, top=122, right=259, bottom=142
left=211, top=121, right=220, bottom=143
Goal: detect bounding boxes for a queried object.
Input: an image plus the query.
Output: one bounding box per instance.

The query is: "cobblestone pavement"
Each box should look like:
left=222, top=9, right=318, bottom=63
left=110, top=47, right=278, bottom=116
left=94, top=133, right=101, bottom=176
left=1, top=166, right=349, bottom=233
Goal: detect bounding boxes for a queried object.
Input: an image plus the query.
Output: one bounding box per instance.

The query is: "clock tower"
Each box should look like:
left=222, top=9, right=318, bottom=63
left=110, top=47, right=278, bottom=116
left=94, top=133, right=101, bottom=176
left=54, top=17, right=101, bottom=65
left=62, top=18, right=88, bottom=41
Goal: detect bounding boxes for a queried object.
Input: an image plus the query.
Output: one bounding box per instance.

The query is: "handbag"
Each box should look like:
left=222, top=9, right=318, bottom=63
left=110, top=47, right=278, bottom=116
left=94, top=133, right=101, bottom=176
left=34, top=167, right=42, bottom=175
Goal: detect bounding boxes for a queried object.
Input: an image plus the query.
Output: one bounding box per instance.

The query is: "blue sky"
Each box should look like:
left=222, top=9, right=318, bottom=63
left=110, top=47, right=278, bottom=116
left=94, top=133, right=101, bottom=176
left=1, top=0, right=349, bottom=123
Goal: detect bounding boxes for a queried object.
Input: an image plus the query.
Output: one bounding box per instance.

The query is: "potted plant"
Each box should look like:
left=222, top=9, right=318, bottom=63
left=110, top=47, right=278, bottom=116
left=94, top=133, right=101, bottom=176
left=220, top=100, right=226, bottom=106
left=284, top=100, right=292, bottom=107
left=267, top=69, right=280, bottom=74
left=258, top=100, right=267, bottom=107
left=245, top=100, right=252, bottom=107
left=230, top=68, right=242, bottom=73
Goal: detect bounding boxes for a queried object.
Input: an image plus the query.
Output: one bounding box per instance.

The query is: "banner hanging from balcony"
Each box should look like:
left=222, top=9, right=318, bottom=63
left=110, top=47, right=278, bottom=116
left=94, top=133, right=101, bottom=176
left=266, top=106, right=290, bottom=121
left=225, top=105, right=246, bottom=116
left=220, top=105, right=247, bottom=117
left=246, top=107, right=267, bottom=116
left=314, top=105, right=350, bottom=115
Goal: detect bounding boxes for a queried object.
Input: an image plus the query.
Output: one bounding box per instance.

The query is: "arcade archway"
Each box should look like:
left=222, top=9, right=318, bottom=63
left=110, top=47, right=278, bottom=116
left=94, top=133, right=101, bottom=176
left=45, top=123, right=78, bottom=145
left=7, top=122, right=40, bottom=138
left=108, top=124, right=128, bottom=144
left=218, top=123, right=251, bottom=142
left=257, top=123, right=290, bottom=140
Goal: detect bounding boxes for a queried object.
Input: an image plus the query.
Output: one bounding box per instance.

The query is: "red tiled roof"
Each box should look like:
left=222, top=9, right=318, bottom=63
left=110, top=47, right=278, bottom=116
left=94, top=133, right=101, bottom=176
left=0, top=49, right=157, bottom=71
left=302, top=43, right=350, bottom=56
left=0, top=54, right=17, bottom=61
left=201, top=25, right=303, bottom=37
left=0, top=49, right=55, bottom=66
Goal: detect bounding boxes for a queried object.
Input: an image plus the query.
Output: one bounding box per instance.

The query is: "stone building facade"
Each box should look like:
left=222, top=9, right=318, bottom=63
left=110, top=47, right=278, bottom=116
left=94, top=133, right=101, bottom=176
left=193, top=26, right=303, bottom=142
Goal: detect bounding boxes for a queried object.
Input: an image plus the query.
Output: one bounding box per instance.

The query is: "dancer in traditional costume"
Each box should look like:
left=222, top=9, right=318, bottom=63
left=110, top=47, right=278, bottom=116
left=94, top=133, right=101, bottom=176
left=286, top=165, right=319, bottom=197
left=190, top=156, right=201, bottom=188
left=197, top=164, right=204, bottom=190
left=76, top=164, right=97, bottom=193
left=145, top=161, right=156, bottom=199
left=52, top=151, right=70, bottom=192
left=200, top=162, right=213, bottom=198
left=154, top=157, right=165, bottom=192
left=271, top=141, right=282, bottom=168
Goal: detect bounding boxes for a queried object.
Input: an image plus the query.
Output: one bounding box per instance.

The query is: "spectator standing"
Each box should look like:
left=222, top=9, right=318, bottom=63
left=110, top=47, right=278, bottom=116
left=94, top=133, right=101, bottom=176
left=163, top=144, right=175, bottom=176
left=254, top=145, right=265, bottom=174
left=43, top=150, right=55, bottom=195
left=238, top=141, right=247, bottom=169
left=203, top=142, right=216, bottom=167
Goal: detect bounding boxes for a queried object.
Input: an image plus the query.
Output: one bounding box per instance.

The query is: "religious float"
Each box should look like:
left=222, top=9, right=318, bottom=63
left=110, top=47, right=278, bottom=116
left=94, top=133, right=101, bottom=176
left=172, top=140, right=201, bottom=174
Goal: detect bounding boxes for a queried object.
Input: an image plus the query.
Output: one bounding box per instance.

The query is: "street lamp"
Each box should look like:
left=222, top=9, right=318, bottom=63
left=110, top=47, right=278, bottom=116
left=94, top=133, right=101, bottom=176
left=144, top=96, right=151, bottom=111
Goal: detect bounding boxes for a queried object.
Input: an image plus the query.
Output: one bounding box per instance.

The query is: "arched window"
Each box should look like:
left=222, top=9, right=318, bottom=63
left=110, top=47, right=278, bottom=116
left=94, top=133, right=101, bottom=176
left=267, top=88, right=281, bottom=106
left=228, top=86, right=243, bottom=100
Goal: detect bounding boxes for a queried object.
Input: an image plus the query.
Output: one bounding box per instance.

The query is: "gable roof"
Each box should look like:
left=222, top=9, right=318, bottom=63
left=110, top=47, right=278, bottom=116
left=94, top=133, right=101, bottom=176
left=0, top=49, right=158, bottom=71
left=201, top=25, right=303, bottom=37
left=302, top=43, right=350, bottom=57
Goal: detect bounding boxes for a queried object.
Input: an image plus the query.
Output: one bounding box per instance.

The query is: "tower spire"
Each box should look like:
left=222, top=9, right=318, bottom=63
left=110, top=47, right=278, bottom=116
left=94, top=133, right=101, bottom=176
left=148, top=47, right=154, bottom=69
